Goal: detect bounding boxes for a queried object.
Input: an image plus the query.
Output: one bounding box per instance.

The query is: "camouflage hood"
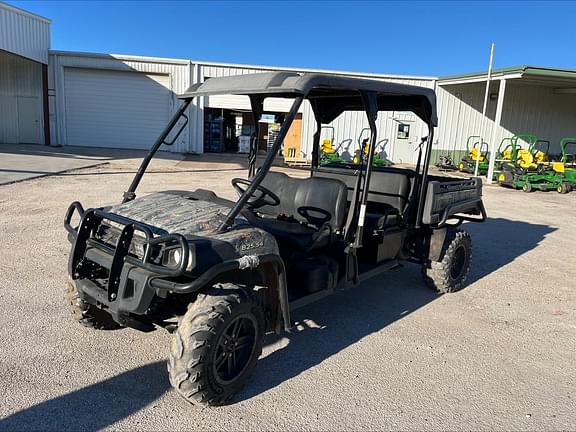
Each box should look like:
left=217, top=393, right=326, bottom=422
left=106, top=191, right=279, bottom=268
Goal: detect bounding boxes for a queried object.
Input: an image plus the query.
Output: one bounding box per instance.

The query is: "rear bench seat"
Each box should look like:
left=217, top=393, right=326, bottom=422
left=313, top=167, right=414, bottom=231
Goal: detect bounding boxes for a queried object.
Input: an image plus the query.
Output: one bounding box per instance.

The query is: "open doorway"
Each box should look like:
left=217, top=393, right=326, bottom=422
left=203, top=108, right=302, bottom=155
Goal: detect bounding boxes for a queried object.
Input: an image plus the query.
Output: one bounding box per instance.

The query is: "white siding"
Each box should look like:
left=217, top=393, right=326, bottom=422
left=301, top=78, right=435, bottom=162
left=0, top=3, right=50, bottom=64
left=499, top=83, right=576, bottom=153
left=202, top=65, right=299, bottom=112
left=0, top=50, right=43, bottom=144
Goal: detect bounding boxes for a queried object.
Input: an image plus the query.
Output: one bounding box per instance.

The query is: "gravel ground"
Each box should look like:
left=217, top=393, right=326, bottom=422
left=0, top=156, right=574, bottom=431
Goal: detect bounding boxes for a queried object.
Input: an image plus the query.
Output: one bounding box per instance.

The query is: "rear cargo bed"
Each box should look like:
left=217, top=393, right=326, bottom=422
left=422, top=176, right=485, bottom=225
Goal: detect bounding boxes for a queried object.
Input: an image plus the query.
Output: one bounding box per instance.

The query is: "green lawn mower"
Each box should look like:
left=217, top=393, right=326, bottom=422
left=458, top=136, right=489, bottom=174
left=353, top=128, right=393, bottom=167
left=493, top=133, right=539, bottom=183
left=498, top=137, right=575, bottom=194
left=319, top=125, right=347, bottom=166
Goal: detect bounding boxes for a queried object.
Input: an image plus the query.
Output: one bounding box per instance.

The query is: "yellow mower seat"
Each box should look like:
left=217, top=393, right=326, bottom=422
left=553, top=162, right=565, bottom=174
left=321, top=139, right=336, bottom=154
left=533, top=150, right=547, bottom=164
left=469, top=146, right=485, bottom=162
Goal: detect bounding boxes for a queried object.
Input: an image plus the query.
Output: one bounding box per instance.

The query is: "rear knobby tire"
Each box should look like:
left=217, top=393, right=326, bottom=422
left=422, top=228, right=472, bottom=294
left=65, top=279, right=121, bottom=330
left=168, top=284, right=265, bottom=407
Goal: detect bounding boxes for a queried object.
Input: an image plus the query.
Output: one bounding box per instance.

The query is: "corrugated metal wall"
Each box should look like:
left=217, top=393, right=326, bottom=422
left=301, top=78, right=435, bottom=163
left=0, top=3, right=50, bottom=64
left=0, top=50, right=43, bottom=144
left=435, top=81, right=576, bottom=158
left=200, top=63, right=436, bottom=160
left=435, top=82, right=498, bottom=155
left=500, top=83, right=576, bottom=153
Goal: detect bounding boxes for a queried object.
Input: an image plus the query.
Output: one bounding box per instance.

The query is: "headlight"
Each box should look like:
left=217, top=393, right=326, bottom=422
left=162, top=246, right=195, bottom=272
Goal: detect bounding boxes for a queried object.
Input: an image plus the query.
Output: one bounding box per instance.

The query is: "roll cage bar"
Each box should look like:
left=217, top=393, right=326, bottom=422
left=122, top=72, right=436, bottom=247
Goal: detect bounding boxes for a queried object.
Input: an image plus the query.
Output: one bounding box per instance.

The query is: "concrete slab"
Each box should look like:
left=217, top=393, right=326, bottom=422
left=0, top=144, right=184, bottom=185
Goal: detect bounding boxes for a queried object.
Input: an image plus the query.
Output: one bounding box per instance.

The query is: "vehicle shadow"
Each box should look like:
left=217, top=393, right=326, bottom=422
left=236, top=217, right=553, bottom=403
left=464, top=217, right=556, bottom=284
left=0, top=362, right=169, bottom=431
left=237, top=268, right=438, bottom=403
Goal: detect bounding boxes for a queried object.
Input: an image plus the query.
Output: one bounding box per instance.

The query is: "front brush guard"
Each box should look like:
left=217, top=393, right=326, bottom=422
left=65, top=202, right=190, bottom=302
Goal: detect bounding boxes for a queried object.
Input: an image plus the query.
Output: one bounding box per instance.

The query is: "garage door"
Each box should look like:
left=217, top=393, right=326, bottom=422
left=64, top=68, right=171, bottom=149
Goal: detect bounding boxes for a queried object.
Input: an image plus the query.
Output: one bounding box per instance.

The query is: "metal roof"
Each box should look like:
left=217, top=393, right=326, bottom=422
left=179, top=72, right=438, bottom=125
left=439, top=65, right=576, bottom=85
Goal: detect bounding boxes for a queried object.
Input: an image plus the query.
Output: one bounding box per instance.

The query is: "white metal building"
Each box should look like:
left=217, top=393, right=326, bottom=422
left=46, top=51, right=436, bottom=163
left=0, top=2, right=51, bottom=145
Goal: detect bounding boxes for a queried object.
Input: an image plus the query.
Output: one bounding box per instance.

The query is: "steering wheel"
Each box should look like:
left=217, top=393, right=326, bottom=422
left=297, top=206, right=332, bottom=227
left=231, top=178, right=280, bottom=209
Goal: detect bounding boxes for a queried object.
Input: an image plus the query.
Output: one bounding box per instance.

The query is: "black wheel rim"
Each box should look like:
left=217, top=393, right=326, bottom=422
left=213, top=314, right=257, bottom=385
left=450, top=246, right=467, bottom=280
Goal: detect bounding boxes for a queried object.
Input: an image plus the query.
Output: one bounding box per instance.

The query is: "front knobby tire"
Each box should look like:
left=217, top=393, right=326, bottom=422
left=168, top=284, right=265, bottom=407
left=422, top=228, right=472, bottom=294
left=65, top=279, right=121, bottom=330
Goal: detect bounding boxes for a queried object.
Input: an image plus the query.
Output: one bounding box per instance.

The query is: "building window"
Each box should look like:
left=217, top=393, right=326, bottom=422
left=397, top=123, right=410, bottom=139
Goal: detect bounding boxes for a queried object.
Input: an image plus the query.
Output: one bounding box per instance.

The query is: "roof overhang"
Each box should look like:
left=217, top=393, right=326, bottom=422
left=439, top=66, right=576, bottom=87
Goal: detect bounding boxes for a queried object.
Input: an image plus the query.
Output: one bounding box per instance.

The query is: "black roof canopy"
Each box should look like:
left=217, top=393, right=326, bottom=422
left=179, top=72, right=438, bottom=126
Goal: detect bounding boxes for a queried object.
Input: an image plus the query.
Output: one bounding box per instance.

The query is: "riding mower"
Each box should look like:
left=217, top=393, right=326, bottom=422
left=494, top=133, right=539, bottom=184
left=458, top=136, right=489, bottom=174
left=498, top=138, right=574, bottom=193
left=319, top=125, right=348, bottom=166
left=352, top=128, right=393, bottom=167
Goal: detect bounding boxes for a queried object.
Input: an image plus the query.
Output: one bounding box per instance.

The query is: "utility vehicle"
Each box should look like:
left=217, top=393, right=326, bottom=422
left=64, top=73, right=486, bottom=406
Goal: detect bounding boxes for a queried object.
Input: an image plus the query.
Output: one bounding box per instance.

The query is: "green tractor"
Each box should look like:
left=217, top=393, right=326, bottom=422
left=353, top=127, right=393, bottom=167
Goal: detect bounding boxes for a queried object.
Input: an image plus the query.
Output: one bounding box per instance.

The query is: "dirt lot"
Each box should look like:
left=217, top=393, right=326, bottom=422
left=0, top=155, right=575, bottom=431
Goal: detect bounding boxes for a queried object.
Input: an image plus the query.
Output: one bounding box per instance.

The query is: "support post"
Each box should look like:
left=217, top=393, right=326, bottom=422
left=475, top=42, right=495, bottom=176
left=248, top=96, right=264, bottom=178
left=353, top=91, right=378, bottom=248
left=487, top=79, right=507, bottom=183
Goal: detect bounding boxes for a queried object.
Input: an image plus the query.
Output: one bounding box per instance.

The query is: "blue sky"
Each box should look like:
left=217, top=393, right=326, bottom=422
left=8, top=1, right=576, bottom=76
